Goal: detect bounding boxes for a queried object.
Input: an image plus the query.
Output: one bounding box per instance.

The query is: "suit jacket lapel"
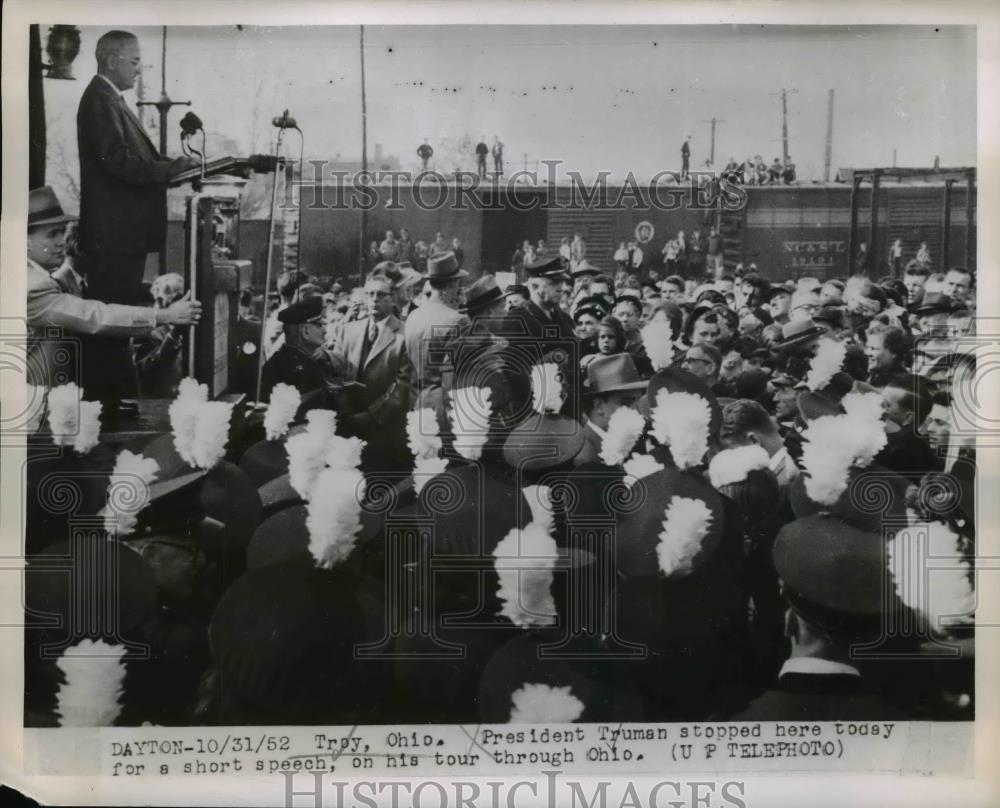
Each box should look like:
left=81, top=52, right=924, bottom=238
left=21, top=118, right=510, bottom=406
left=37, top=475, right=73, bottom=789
left=103, top=82, right=159, bottom=157
left=364, top=315, right=400, bottom=369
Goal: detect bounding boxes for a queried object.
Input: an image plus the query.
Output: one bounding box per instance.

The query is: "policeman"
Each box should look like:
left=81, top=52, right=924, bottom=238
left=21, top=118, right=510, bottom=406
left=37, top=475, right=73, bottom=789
left=259, top=296, right=339, bottom=409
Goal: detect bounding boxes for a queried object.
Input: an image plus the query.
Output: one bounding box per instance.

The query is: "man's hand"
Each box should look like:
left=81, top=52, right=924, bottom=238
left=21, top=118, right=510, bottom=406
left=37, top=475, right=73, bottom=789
left=162, top=291, right=203, bottom=325
left=168, top=155, right=200, bottom=175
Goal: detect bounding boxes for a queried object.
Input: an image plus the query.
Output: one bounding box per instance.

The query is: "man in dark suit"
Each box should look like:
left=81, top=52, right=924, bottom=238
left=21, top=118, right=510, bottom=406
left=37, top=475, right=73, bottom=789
left=574, top=354, right=647, bottom=467
left=523, top=256, right=575, bottom=354
left=328, top=273, right=412, bottom=470
left=260, top=296, right=339, bottom=411
left=77, top=30, right=195, bottom=414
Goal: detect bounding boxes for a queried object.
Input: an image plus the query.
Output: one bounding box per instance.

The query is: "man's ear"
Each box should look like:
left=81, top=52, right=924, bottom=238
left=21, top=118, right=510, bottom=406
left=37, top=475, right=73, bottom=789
left=746, top=432, right=761, bottom=446
left=784, top=607, right=799, bottom=643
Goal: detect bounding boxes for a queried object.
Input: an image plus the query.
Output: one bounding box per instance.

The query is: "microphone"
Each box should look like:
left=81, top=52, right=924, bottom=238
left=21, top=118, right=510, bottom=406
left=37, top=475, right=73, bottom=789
left=271, top=109, right=298, bottom=129
left=180, top=111, right=203, bottom=136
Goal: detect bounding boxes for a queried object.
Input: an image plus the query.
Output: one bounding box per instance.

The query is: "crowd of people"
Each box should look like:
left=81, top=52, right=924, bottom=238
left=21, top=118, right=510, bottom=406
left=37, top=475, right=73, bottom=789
left=20, top=29, right=976, bottom=732
left=366, top=228, right=467, bottom=275
left=24, top=215, right=977, bottom=726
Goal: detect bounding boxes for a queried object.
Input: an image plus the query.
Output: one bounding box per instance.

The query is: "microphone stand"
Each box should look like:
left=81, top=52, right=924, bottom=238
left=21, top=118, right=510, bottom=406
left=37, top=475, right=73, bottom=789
left=254, top=124, right=289, bottom=406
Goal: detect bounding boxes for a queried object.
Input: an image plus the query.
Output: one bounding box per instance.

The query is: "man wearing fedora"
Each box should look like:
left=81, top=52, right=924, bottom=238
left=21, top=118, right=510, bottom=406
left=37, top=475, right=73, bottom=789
left=26, top=186, right=201, bottom=389
left=575, top=354, right=647, bottom=467
left=77, top=30, right=197, bottom=415
left=404, top=251, right=469, bottom=407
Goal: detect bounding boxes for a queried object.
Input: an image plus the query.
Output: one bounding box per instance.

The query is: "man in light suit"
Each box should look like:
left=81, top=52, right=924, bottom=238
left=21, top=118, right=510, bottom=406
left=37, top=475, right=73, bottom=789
left=329, top=273, right=412, bottom=470
left=77, top=30, right=195, bottom=413
left=26, top=186, right=201, bottom=390
left=404, top=252, right=469, bottom=411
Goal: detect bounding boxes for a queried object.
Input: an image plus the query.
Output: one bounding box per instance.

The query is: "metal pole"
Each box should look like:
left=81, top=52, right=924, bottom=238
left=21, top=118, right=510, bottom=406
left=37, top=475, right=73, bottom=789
left=781, top=89, right=789, bottom=166
left=965, top=169, right=975, bottom=270
left=868, top=169, right=880, bottom=276
left=710, top=118, right=716, bottom=166
left=358, top=25, right=368, bottom=285
left=254, top=137, right=286, bottom=405
left=29, top=25, right=46, bottom=188
left=942, top=179, right=954, bottom=273
left=823, top=90, right=834, bottom=182
left=848, top=173, right=862, bottom=274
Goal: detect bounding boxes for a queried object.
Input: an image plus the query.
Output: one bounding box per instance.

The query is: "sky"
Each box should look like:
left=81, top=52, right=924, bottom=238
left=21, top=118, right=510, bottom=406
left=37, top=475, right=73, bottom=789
left=44, top=24, right=976, bottom=195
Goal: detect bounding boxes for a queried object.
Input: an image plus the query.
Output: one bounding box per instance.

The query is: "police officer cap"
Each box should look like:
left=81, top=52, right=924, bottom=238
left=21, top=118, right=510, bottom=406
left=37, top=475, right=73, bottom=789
left=277, top=296, right=324, bottom=325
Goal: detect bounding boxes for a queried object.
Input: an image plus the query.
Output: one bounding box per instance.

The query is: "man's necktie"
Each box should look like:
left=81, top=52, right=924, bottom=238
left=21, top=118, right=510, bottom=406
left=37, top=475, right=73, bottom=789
left=361, top=319, right=378, bottom=365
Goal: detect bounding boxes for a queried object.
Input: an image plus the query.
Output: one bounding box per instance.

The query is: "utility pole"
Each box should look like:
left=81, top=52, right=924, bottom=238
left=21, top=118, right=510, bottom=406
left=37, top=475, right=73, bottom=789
left=137, top=26, right=190, bottom=156
left=702, top=117, right=725, bottom=166
left=770, top=88, right=797, bottom=167
left=823, top=89, right=834, bottom=182
left=780, top=89, right=789, bottom=165
left=893, top=148, right=898, bottom=168
left=358, top=25, right=368, bottom=282
left=523, top=152, right=528, bottom=172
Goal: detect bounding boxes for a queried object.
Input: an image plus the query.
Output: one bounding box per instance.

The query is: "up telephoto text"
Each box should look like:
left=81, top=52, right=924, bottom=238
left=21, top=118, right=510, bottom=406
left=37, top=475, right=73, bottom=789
left=106, top=723, right=895, bottom=777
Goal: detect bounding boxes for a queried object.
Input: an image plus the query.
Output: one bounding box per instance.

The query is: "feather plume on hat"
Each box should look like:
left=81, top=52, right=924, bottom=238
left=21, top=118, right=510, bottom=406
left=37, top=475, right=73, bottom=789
left=804, top=338, right=847, bottom=392
left=622, top=453, right=664, bottom=489
left=406, top=408, right=442, bottom=460
left=103, top=450, right=160, bottom=537
left=190, top=401, right=234, bottom=470
left=169, top=378, right=209, bottom=465
left=263, top=383, right=301, bottom=440
left=55, top=640, right=128, bottom=726
left=306, top=466, right=367, bottom=569
left=800, top=393, right=888, bottom=506
left=841, top=391, right=888, bottom=468
left=494, top=521, right=559, bottom=628
left=286, top=410, right=339, bottom=500
left=599, top=407, right=646, bottom=467
left=448, top=386, right=493, bottom=461
left=530, top=363, right=564, bottom=415
left=522, top=484, right=554, bottom=532
left=656, top=495, right=714, bottom=577
left=708, top=445, right=770, bottom=489
left=651, top=390, right=712, bottom=470
left=889, top=521, right=975, bottom=632
left=509, top=683, right=585, bottom=724
left=799, top=415, right=857, bottom=506
left=407, top=408, right=446, bottom=494
left=324, top=434, right=366, bottom=472
left=640, top=320, right=676, bottom=372
left=47, top=383, right=102, bottom=454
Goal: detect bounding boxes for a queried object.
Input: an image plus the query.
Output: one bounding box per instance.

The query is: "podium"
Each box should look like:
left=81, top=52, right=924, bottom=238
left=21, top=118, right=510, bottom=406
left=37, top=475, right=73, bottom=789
left=183, top=177, right=254, bottom=398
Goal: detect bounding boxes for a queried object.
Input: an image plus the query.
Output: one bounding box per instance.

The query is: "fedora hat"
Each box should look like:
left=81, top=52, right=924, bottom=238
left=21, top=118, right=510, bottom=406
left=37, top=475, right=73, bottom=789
left=914, top=292, right=955, bottom=316
left=773, top=318, right=825, bottom=351
left=461, top=275, right=505, bottom=315
left=424, top=251, right=468, bottom=279
left=525, top=255, right=569, bottom=280
left=581, top=354, right=648, bottom=397
left=28, top=186, right=76, bottom=229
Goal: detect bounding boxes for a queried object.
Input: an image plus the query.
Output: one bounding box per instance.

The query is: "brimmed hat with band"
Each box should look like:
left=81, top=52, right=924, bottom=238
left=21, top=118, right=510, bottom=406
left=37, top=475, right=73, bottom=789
left=423, top=251, right=469, bottom=279
left=28, top=186, right=77, bottom=229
